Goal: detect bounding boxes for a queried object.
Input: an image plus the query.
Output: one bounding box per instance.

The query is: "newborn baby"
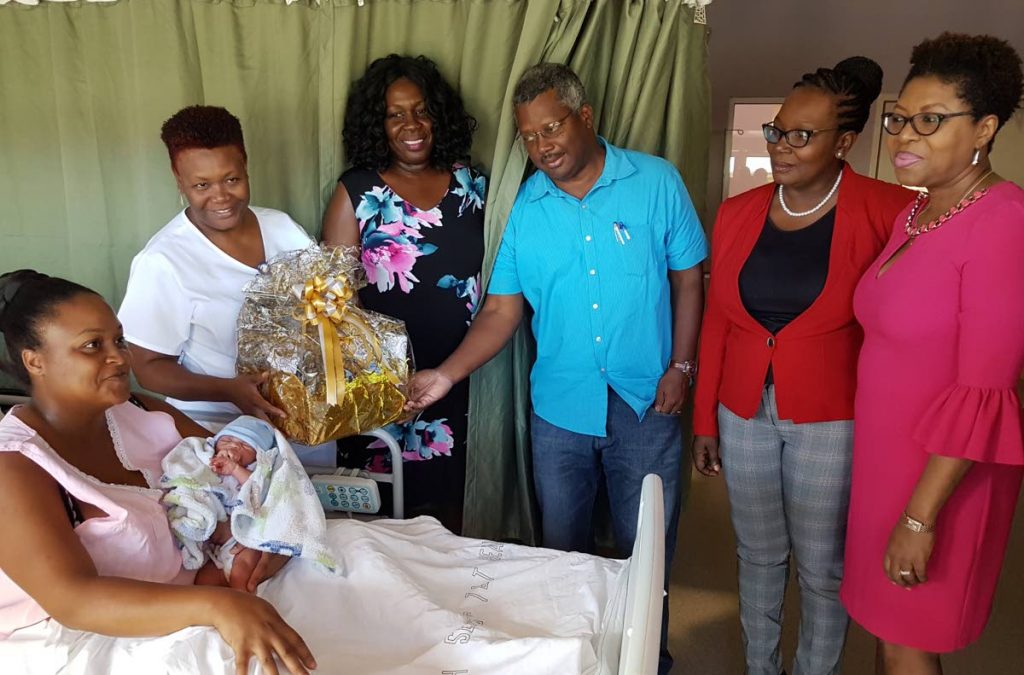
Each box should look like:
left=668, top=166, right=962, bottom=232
left=201, top=417, right=275, bottom=589
left=161, top=415, right=340, bottom=588
left=161, top=416, right=277, bottom=590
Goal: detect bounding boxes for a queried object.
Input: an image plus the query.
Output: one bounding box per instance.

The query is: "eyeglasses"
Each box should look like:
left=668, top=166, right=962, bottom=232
left=881, top=111, right=973, bottom=136
left=762, top=123, right=837, bottom=148
left=519, top=111, right=574, bottom=145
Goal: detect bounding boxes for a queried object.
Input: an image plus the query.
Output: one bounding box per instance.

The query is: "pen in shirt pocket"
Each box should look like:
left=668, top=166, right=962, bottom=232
left=612, top=221, right=631, bottom=245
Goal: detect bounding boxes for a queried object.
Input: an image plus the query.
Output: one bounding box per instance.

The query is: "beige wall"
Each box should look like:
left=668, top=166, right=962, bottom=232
left=706, top=1, right=1024, bottom=224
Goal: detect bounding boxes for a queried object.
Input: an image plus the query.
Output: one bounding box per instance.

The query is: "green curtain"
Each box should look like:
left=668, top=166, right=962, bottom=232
left=0, top=0, right=710, bottom=542
left=0, top=0, right=548, bottom=303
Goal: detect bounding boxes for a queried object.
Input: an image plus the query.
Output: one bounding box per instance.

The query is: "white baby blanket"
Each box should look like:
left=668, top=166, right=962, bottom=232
left=160, top=430, right=338, bottom=574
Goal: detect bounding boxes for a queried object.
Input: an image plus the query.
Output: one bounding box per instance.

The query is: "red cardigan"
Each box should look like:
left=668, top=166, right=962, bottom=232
left=693, top=165, right=915, bottom=437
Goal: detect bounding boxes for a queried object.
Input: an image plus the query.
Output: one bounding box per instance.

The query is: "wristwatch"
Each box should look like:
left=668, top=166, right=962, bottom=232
left=669, top=359, right=697, bottom=386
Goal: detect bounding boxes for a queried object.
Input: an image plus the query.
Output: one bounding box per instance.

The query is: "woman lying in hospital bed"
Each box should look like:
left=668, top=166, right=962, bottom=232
left=0, top=270, right=663, bottom=675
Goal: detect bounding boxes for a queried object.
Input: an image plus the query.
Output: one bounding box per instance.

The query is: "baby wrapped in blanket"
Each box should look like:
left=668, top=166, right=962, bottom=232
left=160, top=416, right=339, bottom=589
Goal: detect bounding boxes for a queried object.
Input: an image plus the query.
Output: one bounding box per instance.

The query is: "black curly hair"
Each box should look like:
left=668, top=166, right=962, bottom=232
left=0, top=270, right=99, bottom=386
left=794, top=56, right=884, bottom=134
left=160, top=105, right=247, bottom=168
left=904, top=32, right=1023, bottom=136
left=342, top=54, right=477, bottom=171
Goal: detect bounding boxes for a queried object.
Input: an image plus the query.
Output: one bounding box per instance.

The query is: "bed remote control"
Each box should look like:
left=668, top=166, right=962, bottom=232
left=311, top=474, right=381, bottom=514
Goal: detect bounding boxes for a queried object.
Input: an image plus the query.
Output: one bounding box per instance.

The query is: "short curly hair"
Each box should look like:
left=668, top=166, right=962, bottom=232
left=904, top=32, right=1023, bottom=136
left=160, top=105, right=247, bottom=167
left=342, top=54, right=477, bottom=171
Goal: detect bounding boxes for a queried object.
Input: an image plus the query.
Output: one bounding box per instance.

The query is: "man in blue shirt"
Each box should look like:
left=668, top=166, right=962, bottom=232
left=405, top=63, right=706, bottom=672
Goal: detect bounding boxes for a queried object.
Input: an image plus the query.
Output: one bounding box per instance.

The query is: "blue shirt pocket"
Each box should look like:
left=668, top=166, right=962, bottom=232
left=613, top=221, right=659, bottom=277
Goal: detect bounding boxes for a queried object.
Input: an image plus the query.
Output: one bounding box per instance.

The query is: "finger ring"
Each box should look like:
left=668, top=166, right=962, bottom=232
left=899, top=570, right=913, bottom=576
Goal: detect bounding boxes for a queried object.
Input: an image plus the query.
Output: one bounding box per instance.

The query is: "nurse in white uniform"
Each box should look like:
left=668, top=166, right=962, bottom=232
left=119, top=105, right=332, bottom=464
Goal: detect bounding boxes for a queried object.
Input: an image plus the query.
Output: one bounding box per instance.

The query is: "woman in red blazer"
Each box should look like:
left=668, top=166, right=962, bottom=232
left=692, top=58, right=914, bottom=675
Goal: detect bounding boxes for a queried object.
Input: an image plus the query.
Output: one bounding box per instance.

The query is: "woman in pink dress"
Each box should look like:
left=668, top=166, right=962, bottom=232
left=0, top=270, right=316, bottom=674
left=842, top=33, right=1024, bottom=674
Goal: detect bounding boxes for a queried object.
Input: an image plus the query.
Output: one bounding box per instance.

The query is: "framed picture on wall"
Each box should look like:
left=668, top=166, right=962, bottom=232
left=723, top=98, right=783, bottom=200
left=868, top=95, right=900, bottom=184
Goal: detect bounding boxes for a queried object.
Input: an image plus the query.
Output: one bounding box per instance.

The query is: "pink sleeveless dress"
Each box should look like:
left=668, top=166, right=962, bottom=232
left=0, top=401, right=196, bottom=638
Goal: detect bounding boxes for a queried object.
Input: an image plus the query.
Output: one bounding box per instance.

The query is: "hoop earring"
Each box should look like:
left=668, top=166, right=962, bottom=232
left=178, top=192, right=186, bottom=208
left=972, top=149, right=981, bottom=166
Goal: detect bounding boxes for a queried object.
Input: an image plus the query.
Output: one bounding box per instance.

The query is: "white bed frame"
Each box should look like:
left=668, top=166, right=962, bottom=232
left=618, top=473, right=666, bottom=675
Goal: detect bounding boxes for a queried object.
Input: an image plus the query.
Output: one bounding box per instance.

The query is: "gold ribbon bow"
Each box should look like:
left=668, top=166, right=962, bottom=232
left=293, top=275, right=353, bottom=405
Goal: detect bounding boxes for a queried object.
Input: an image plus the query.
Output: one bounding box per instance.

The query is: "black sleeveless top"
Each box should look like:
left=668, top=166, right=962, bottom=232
left=739, top=206, right=836, bottom=335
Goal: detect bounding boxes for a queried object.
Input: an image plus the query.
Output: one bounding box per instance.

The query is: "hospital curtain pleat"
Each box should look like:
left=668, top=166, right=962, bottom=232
left=0, top=0, right=710, bottom=543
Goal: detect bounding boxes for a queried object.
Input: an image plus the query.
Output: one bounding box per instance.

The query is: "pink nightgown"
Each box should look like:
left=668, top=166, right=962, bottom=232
left=0, top=401, right=195, bottom=638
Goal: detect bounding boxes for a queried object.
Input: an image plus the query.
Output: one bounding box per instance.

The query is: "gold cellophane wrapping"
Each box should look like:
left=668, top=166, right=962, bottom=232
left=236, top=245, right=410, bottom=445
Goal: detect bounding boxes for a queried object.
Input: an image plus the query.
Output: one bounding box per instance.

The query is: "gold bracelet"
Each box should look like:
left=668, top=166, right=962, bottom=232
left=900, top=511, right=935, bottom=534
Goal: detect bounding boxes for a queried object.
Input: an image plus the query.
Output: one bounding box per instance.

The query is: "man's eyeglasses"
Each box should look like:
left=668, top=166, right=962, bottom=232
left=762, top=123, right=837, bottom=148
left=881, top=111, right=973, bottom=136
left=520, top=111, right=574, bottom=145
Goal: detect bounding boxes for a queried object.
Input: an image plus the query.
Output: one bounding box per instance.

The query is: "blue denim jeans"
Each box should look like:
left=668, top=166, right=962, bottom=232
left=531, top=388, right=685, bottom=674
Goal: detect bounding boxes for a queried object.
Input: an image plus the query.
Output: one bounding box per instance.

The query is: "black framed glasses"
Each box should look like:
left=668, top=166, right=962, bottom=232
left=762, top=123, right=837, bottom=148
left=881, top=111, right=973, bottom=136
left=520, top=111, right=574, bottom=144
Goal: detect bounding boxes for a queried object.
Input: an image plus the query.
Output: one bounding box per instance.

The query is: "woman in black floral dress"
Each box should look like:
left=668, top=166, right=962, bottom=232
left=322, top=54, right=484, bottom=532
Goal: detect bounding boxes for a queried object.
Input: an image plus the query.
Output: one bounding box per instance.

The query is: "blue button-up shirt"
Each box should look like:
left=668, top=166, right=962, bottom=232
left=488, top=140, right=708, bottom=436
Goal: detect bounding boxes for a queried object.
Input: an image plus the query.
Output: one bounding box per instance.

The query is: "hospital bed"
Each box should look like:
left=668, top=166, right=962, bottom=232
left=0, top=392, right=665, bottom=674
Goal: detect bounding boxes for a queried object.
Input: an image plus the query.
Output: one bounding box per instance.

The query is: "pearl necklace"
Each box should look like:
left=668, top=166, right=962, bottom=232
left=778, top=170, right=843, bottom=218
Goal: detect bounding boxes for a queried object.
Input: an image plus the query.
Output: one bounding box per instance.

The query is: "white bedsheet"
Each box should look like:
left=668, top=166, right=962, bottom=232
left=0, top=517, right=630, bottom=674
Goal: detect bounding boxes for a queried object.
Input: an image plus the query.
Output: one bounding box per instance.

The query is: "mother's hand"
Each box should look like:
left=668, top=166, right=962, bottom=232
left=212, top=590, right=316, bottom=675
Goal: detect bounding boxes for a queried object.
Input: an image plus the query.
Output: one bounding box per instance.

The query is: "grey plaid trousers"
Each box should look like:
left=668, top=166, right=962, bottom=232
left=719, top=385, right=854, bottom=675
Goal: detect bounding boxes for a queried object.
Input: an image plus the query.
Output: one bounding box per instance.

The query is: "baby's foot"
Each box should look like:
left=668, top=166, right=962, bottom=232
left=227, top=545, right=263, bottom=592
left=194, top=559, right=229, bottom=587
left=210, top=520, right=232, bottom=546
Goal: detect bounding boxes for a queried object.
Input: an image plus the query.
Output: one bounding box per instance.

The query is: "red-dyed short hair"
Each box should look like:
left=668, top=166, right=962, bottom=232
left=160, top=105, right=247, bottom=167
